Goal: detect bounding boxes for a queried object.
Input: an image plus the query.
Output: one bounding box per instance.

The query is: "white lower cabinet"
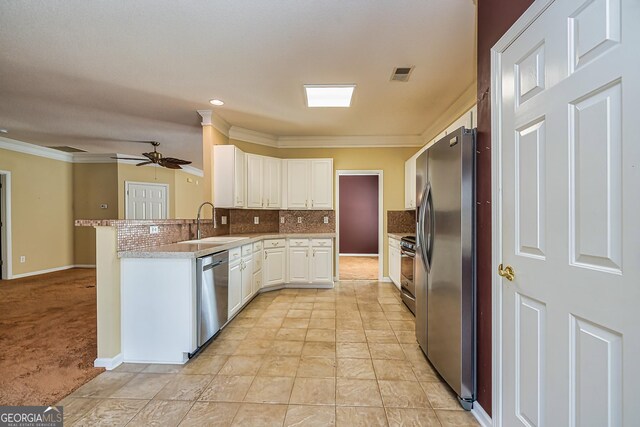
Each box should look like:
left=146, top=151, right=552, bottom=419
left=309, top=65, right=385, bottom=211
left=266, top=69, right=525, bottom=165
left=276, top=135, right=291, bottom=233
left=310, top=246, right=333, bottom=283
left=388, top=238, right=401, bottom=288
left=228, top=260, right=243, bottom=317
left=263, top=246, right=286, bottom=287
left=288, top=239, right=333, bottom=284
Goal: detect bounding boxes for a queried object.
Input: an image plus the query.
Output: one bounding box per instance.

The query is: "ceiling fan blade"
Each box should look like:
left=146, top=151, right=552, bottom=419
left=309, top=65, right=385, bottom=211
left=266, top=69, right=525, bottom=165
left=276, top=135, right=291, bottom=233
left=162, top=157, right=192, bottom=165
left=111, top=156, right=148, bottom=161
left=136, top=161, right=153, bottom=166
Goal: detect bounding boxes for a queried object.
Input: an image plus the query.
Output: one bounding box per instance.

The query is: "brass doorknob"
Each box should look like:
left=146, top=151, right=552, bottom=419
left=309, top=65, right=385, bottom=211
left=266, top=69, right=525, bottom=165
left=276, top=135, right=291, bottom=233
left=498, top=263, right=515, bottom=281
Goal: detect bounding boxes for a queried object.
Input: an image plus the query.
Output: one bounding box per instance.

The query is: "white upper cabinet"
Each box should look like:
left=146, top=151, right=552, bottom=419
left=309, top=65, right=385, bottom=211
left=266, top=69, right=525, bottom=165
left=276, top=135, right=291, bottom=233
left=286, top=160, right=310, bottom=209
left=263, top=157, right=282, bottom=209
left=404, top=156, right=416, bottom=209
left=310, top=159, right=333, bottom=209
left=213, top=145, right=245, bottom=208
left=246, top=154, right=281, bottom=209
left=246, top=154, right=264, bottom=208
left=285, top=159, right=333, bottom=210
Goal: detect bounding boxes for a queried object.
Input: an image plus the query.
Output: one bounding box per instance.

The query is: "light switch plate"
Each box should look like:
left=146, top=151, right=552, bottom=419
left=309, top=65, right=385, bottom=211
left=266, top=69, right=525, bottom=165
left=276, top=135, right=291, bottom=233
left=297, top=217, right=302, bottom=224
left=323, top=216, right=329, bottom=224
left=221, top=216, right=227, bottom=225
left=149, top=225, right=159, bottom=234
left=254, top=217, right=259, bottom=224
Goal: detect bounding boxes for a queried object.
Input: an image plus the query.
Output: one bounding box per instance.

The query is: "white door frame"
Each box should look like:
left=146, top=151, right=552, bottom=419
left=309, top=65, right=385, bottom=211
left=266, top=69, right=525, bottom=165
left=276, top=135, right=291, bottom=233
left=491, top=0, right=554, bottom=424
left=0, top=170, right=12, bottom=280
left=335, top=170, right=384, bottom=282
left=124, top=181, right=169, bottom=220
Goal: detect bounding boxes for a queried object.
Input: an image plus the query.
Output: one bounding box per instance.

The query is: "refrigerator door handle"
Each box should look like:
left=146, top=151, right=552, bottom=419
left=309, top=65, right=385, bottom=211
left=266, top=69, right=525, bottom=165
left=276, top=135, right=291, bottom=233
left=417, top=183, right=431, bottom=272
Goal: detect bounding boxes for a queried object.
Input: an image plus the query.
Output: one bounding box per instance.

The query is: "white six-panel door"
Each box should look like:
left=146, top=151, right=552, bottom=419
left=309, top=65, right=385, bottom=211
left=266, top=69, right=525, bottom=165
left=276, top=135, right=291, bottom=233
left=496, top=0, right=639, bottom=425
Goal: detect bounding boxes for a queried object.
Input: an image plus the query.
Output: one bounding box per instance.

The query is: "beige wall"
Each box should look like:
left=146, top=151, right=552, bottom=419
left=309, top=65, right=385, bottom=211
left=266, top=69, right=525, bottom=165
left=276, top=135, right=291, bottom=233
left=228, top=140, right=417, bottom=277
left=0, top=148, right=74, bottom=276
left=73, top=163, right=119, bottom=265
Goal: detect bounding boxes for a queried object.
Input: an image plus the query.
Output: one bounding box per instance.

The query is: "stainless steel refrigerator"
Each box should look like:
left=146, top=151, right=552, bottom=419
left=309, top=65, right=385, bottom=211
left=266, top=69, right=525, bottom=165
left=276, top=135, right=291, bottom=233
left=415, top=126, right=476, bottom=410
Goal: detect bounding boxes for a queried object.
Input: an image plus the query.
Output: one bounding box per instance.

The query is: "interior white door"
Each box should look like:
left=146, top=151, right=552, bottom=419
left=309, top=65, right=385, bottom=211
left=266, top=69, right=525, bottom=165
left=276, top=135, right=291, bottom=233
left=498, top=0, right=639, bottom=425
left=126, top=182, right=167, bottom=220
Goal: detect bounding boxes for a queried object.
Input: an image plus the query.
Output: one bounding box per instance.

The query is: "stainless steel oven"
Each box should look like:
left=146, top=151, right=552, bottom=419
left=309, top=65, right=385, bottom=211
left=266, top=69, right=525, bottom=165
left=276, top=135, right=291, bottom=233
left=400, top=236, right=416, bottom=315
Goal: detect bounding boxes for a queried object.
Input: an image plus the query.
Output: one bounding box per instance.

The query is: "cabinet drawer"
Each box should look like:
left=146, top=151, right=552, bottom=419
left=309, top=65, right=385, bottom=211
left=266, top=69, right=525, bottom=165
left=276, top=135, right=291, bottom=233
left=311, top=238, right=332, bottom=247
left=264, top=239, right=286, bottom=248
left=242, top=244, right=253, bottom=257
left=229, top=247, right=242, bottom=262
left=289, top=238, right=310, bottom=247
left=389, top=237, right=400, bottom=249
left=253, top=241, right=263, bottom=252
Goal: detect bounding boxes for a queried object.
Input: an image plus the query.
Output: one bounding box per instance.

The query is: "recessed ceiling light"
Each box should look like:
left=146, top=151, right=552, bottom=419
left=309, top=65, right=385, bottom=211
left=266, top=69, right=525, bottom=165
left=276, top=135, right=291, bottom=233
left=304, top=85, right=356, bottom=107
left=0, top=129, right=7, bottom=133
left=209, top=99, right=224, bottom=106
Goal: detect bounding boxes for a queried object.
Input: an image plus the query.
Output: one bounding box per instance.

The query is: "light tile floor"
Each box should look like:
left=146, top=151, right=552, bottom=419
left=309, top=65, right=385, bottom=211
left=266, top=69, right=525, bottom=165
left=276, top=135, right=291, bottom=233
left=60, top=281, right=480, bottom=426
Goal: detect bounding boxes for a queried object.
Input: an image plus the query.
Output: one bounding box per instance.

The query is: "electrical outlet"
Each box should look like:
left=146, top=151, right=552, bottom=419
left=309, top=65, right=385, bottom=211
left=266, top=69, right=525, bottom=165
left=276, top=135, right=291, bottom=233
left=100, top=203, right=108, bottom=209
left=254, top=217, right=259, bottom=224
left=280, top=217, right=285, bottom=224
left=297, top=217, right=302, bottom=224
left=149, top=225, right=159, bottom=234
left=323, top=216, right=329, bottom=224
left=20, top=256, right=26, bottom=263
left=221, top=216, right=227, bottom=225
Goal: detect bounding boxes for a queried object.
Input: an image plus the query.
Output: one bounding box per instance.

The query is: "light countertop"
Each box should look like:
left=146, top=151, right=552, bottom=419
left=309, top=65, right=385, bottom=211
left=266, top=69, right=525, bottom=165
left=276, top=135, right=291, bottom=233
left=119, top=232, right=336, bottom=259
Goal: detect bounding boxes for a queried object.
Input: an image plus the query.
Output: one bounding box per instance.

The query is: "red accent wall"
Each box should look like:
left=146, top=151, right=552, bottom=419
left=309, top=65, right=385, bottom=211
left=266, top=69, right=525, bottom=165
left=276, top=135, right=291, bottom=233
left=477, top=0, right=534, bottom=415
left=339, top=175, right=379, bottom=254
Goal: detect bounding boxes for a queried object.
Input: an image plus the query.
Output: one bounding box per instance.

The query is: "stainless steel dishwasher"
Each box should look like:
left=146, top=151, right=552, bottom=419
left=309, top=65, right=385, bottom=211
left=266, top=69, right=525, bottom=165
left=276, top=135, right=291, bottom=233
left=196, top=251, right=229, bottom=348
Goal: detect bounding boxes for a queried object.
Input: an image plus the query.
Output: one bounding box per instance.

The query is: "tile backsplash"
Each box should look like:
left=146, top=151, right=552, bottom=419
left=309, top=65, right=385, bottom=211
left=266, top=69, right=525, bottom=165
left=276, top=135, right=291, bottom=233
left=387, top=210, right=416, bottom=234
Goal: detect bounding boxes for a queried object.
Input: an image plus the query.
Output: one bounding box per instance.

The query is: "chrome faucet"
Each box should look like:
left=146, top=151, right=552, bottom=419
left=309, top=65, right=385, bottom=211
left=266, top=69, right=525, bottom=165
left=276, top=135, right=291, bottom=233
left=196, top=202, right=216, bottom=240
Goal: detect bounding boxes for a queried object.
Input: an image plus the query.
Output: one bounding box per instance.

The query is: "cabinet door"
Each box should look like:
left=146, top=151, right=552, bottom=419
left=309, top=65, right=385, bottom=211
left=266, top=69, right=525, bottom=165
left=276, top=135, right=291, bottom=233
left=311, top=246, right=333, bottom=283
left=246, top=154, right=264, bottom=208
left=264, top=248, right=286, bottom=286
left=228, top=261, right=242, bottom=316
left=287, top=159, right=310, bottom=209
left=252, top=270, right=262, bottom=295
left=310, top=159, right=333, bottom=209
left=405, top=157, right=416, bottom=209
left=263, top=157, right=282, bottom=208
left=288, top=246, right=309, bottom=283
left=241, top=257, right=253, bottom=304
left=234, top=148, right=245, bottom=207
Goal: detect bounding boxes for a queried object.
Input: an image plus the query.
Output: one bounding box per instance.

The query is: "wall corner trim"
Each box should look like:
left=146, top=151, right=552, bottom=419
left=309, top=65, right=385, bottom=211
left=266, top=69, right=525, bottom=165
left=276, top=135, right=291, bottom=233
left=94, top=353, right=123, bottom=371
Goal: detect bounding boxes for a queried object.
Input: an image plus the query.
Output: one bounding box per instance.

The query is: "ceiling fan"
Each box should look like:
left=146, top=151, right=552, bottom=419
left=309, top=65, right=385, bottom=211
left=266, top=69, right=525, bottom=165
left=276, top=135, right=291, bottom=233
left=112, top=141, right=192, bottom=169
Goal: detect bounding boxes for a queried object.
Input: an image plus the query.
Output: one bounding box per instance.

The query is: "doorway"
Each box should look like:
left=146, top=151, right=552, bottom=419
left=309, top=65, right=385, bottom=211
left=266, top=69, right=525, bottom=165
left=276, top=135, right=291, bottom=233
left=0, top=171, right=11, bottom=280
left=125, top=181, right=168, bottom=220
left=336, top=171, right=383, bottom=281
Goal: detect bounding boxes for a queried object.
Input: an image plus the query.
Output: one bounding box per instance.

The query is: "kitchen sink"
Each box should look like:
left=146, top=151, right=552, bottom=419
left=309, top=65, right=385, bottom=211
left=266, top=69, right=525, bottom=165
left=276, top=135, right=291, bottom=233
left=179, top=236, right=249, bottom=245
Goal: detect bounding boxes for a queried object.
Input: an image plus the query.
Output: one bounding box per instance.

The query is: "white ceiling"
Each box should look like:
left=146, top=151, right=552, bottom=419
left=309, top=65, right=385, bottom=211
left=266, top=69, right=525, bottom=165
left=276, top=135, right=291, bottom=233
left=0, top=1, right=477, bottom=168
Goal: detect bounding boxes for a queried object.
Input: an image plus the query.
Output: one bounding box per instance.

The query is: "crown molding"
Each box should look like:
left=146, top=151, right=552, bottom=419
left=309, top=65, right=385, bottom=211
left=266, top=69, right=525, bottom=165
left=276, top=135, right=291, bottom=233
left=197, top=110, right=230, bottom=136
left=277, top=135, right=424, bottom=148
left=0, top=136, right=73, bottom=162
left=229, top=126, right=279, bottom=147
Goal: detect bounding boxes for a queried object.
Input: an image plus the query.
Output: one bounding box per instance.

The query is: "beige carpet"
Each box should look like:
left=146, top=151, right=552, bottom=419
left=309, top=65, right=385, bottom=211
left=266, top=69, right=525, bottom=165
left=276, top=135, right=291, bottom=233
left=0, top=268, right=103, bottom=405
left=339, top=256, right=379, bottom=280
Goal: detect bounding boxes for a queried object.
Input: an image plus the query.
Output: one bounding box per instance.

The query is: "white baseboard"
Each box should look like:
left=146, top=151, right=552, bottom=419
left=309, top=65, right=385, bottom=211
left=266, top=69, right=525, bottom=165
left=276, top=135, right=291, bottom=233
left=10, top=264, right=95, bottom=279
left=471, top=401, right=492, bottom=427
left=339, top=253, right=379, bottom=257
left=94, top=353, right=123, bottom=370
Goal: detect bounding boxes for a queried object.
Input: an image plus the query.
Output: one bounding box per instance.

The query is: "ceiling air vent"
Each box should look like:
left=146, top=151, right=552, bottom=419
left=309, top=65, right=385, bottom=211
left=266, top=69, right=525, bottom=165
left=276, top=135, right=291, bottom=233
left=48, top=146, right=86, bottom=153
left=390, top=66, right=414, bottom=82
